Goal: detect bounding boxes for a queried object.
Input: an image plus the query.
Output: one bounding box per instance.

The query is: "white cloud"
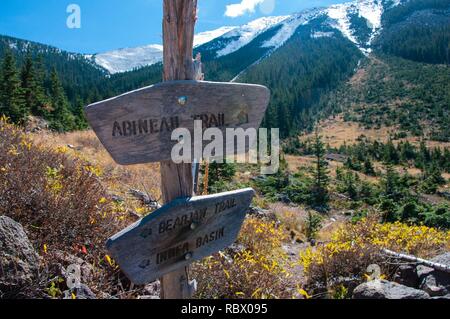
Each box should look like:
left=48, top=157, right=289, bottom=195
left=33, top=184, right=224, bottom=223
left=225, top=0, right=266, bottom=18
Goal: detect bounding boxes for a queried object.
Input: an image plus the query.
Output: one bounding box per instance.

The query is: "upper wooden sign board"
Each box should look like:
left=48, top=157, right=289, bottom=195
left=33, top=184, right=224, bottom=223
left=106, top=188, right=255, bottom=285
left=85, top=81, right=270, bottom=165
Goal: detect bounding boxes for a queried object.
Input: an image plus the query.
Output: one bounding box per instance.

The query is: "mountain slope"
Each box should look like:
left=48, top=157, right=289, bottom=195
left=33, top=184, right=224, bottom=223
left=239, top=15, right=363, bottom=138
left=89, top=0, right=404, bottom=74
left=375, top=0, right=450, bottom=64
left=0, top=35, right=107, bottom=103
left=91, top=26, right=238, bottom=74
left=1, top=0, right=448, bottom=140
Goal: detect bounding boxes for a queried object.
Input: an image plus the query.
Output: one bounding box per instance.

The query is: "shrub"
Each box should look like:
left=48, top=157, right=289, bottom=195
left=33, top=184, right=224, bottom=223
left=303, top=211, right=323, bottom=241
left=0, top=117, right=132, bottom=297
left=299, top=217, right=450, bottom=298
left=421, top=205, right=450, bottom=229
left=192, top=217, right=291, bottom=299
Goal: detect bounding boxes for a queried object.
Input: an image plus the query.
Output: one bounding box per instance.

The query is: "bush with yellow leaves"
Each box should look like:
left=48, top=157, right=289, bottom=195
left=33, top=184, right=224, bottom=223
left=192, top=217, right=292, bottom=299
left=300, top=217, right=450, bottom=298
left=0, top=117, right=133, bottom=298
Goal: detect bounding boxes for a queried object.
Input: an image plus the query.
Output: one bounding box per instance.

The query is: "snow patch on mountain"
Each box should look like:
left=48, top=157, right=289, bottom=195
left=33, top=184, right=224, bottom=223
left=356, top=0, right=384, bottom=46
left=194, top=26, right=237, bottom=47
left=327, top=3, right=358, bottom=45
left=262, top=9, right=321, bottom=49
left=326, top=0, right=387, bottom=54
left=217, top=16, right=289, bottom=57
left=93, top=44, right=163, bottom=74
left=93, top=26, right=239, bottom=74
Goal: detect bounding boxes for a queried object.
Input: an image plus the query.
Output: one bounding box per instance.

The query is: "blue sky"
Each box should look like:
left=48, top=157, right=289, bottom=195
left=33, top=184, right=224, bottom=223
left=0, top=0, right=343, bottom=54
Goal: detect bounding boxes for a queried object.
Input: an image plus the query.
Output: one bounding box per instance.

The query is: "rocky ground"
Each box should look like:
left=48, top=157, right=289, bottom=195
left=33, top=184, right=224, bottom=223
left=2, top=208, right=449, bottom=299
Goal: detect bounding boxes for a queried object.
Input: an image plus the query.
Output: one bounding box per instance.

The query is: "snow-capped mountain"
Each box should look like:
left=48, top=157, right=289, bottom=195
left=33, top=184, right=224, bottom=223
left=90, top=26, right=238, bottom=74
left=215, top=16, right=289, bottom=56
left=194, top=26, right=238, bottom=47
left=261, top=9, right=322, bottom=50
left=326, top=0, right=385, bottom=54
left=92, top=44, right=163, bottom=74
left=90, top=0, right=406, bottom=74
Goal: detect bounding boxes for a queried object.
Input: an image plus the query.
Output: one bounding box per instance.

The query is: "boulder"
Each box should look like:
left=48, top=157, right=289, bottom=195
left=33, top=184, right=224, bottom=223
left=417, top=253, right=450, bottom=297
left=0, top=216, right=40, bottom=295
left=247, top=206, right=277, bottom=221
left=353, top=280, right=430, bottom=299
left=393, top=264, right=420, bottom=288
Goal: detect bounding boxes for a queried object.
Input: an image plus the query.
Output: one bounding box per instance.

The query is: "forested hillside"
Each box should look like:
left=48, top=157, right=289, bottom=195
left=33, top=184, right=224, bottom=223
left=0, top=0, right=449, bottom=137
left=315, top=55, right=450, bottom=142
left=376, top=0, right=450, bottom=64
left=0, top=37, right=163, bottom=131
left=239, top=18, right=362, bottom=138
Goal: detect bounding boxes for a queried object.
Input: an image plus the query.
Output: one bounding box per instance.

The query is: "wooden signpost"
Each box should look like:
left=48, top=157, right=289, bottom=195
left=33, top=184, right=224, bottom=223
left=85, top=0, right=270, bottom=299
left=85, top=81, right=270, bottom=164
left=106, top=188, right=255, bottom=285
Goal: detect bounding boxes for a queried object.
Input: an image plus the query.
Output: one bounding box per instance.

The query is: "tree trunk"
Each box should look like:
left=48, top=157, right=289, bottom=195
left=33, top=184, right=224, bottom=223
left=382, top=249, right=450, bottom=274
left=159, top=0, right=198, bottom=300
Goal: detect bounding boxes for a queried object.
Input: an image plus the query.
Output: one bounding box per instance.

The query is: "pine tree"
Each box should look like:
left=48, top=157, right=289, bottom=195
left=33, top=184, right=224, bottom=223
left=200, top=161, right=236, bottom=193
left=310, top=131, right=329, bottom=208
left=417, top=141, right=431, bottom=169
left=0, top=48, right=25, bottom=123
left=73, top=97, right=88, bottom=129
left=363, top=157, right=376, bottom=176
left=384, top=140, right=400, bottom=164
left=21, top=53, right=48, bottom=117
left=49, top=68, right=75, bottom=131
left=382, top=164, right=400, bottom=200
left=421, top=161, right=446, bottom=194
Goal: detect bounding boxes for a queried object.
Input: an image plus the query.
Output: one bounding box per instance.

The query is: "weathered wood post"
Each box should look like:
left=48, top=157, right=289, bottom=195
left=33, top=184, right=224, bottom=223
left=159, top=0, right=197, bottom=299
left=85, top=0, right=269, bottom=300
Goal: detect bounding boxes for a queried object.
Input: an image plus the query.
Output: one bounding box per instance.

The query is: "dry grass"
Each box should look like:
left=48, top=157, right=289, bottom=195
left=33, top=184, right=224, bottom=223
left=32, top=130, right=162, bottom=215
left=300, top=116, right=450, bottom=150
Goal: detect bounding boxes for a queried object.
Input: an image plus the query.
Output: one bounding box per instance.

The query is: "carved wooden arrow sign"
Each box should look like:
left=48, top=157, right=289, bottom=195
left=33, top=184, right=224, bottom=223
left=85, top=81, right=270, bottom=165
left=106, top=188, right=255, bottom=285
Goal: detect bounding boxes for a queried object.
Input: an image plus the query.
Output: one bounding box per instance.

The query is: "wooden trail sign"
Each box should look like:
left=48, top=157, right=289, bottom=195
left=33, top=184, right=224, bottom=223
left=85, top=0, right=270, bottom=298
left=106, top=188, right=255, bottom=285
left=85, top=81, right=270, bottom=165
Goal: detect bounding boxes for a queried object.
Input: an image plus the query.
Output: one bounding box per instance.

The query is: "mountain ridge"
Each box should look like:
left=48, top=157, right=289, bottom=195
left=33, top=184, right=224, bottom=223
left=88, top=0, right=405, bottom=74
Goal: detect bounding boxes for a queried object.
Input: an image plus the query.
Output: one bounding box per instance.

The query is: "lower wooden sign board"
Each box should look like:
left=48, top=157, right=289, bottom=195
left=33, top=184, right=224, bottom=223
left=85, top=81, right=270, bottom=165
left=106, top=188, right=255, bottom=285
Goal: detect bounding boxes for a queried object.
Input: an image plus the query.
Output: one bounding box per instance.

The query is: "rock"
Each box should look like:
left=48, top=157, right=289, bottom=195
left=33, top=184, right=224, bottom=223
left=353, top=280, right=430, bottom=299
left=417, top=253, right=450, bottom=297
left=247, top=206, right=276, bottom=221
left=64, top=284, right=96, bottom=299
left=25, top=116, right=49, bottom=133
left=0, top=216, right=40, bottom=294
left=51, top=250, right=94, bottom=284
left=331, top=276, right=361, bottom=293
left=393, top=264, right=420, bottom=288
left=112, top=195, right=125, bottom=203
left=143, top=280, right=161, bottom=298
left=420, top=272, right=450, bottom=297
